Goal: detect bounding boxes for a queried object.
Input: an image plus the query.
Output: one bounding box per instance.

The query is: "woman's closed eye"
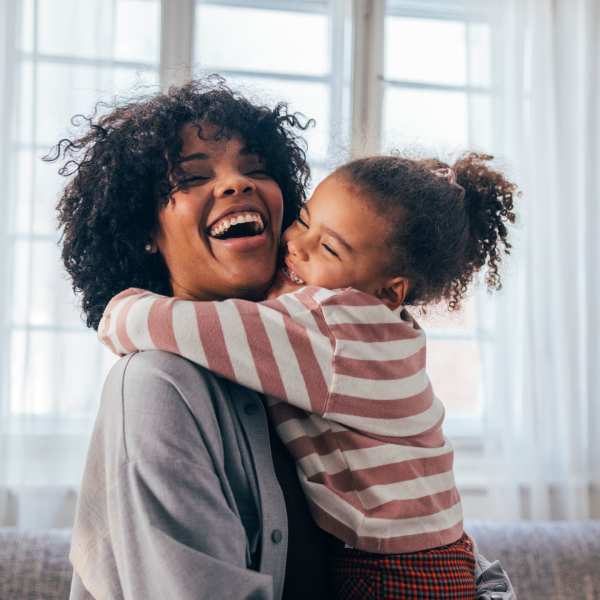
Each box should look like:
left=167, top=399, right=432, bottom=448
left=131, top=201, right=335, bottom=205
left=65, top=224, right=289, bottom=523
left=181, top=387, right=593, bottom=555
left=246, top=169, right=271, bottom=178
left=178, top=172, right=212, bottom=186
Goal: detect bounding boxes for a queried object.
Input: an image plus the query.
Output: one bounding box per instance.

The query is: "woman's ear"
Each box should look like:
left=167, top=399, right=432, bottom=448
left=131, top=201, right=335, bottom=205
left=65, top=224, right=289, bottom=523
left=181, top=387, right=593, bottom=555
left=375, top=276, right=410, bottom=309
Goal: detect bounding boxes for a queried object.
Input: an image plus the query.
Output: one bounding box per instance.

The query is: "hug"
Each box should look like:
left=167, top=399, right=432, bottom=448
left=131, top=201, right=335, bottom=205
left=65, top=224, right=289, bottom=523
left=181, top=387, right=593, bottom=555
left=54, top=78, right=516, bottom=599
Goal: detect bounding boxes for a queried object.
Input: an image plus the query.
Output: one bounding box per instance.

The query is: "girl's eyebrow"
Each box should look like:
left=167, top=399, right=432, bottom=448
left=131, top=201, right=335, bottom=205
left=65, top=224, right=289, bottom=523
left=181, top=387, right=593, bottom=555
left=303, top=206, right=354, bottom=252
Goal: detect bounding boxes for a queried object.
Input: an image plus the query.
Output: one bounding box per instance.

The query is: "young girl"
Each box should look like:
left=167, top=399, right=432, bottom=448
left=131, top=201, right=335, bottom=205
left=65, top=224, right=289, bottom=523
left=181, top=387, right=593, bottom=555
left=99, top=152, right=516, bottom=598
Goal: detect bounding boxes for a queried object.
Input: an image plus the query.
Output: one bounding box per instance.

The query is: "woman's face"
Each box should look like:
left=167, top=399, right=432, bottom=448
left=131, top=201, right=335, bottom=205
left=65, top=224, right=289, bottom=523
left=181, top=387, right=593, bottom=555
left=156, top=123, right=284, bottom=300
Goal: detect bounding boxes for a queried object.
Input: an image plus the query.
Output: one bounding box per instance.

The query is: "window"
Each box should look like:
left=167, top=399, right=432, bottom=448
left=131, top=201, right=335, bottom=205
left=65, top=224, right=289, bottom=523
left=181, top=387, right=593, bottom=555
left=3, top=0, right=161, bottom=434
left=192, top=0, right=353, bottom=185
left=380, top=0, right=493, bottom=435
left=1, top=0, right=494, bottom=470
left=382, top=0, right=492, bottom=153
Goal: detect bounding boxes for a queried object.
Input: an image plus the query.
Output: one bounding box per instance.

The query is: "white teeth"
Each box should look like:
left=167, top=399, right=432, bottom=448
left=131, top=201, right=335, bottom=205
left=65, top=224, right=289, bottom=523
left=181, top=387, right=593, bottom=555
left=209, top=211, right=264, bottom=237
left=283, top=267, right=305, bottom=285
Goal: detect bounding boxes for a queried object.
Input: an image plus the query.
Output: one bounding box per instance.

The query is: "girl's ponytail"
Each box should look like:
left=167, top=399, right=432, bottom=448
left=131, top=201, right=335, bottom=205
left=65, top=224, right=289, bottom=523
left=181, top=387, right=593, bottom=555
left=453, top=152, right=517, bottom=294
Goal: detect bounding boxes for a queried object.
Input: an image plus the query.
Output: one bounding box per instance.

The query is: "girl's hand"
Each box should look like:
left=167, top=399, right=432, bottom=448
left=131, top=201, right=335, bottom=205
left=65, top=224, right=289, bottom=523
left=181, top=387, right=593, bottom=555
left=266, top=269, right=303, bottom=300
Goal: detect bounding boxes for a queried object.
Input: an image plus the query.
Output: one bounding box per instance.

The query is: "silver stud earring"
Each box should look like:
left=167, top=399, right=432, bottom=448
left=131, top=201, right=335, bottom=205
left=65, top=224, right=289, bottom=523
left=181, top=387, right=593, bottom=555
left=144, top=242, right=155, bottom=253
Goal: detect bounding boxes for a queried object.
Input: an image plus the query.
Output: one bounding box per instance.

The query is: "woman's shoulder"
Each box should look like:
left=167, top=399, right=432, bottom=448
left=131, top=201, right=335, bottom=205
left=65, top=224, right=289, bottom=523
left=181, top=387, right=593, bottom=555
left=99, top=351, right=250, bottom=464
left=104, top=350, right=226, bottom=408
left=108, top=348, right=208, bottom=384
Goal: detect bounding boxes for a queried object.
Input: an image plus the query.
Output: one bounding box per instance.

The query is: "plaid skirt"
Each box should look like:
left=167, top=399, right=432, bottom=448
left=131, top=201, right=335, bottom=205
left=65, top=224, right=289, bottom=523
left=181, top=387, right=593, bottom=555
left=331, top=533, right=476, bottom=599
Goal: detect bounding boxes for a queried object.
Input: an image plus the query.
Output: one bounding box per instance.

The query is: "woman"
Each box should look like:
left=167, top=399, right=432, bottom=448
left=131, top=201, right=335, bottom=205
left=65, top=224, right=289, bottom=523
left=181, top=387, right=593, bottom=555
left=55, top=78, right=514, bottom=599
left=55, top=77, right=334, bottom=600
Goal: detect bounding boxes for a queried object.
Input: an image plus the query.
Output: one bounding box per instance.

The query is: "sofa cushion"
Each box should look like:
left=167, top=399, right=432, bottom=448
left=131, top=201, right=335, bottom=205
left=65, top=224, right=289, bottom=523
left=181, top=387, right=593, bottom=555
left=467, top=520, right=600, bottom=600
left=0, top=528, right=71, bottom=600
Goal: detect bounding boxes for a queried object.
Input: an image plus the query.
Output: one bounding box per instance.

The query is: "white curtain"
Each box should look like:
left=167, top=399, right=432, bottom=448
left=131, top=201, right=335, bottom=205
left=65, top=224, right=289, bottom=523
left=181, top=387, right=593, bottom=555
left=0, top=0, right=160, bottom=529
left=2, top=0, right=599, bottom=528
left=480, top=0, right=600, bottom=520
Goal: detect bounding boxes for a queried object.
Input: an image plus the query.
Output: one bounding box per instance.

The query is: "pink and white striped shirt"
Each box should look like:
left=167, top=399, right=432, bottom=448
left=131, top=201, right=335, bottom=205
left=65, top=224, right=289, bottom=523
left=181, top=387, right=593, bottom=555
left=99, top=286, right=463, bottom=554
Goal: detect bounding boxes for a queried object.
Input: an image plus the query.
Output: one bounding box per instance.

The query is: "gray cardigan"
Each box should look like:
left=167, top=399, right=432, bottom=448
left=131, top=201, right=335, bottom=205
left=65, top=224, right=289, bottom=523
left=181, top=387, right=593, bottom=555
left=69, top=350, right=291, bottom=600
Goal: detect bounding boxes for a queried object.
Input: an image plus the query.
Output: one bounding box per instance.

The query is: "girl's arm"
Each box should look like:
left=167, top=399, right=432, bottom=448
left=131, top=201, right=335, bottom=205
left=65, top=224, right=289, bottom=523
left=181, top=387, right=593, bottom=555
left=99, top=287, right=439, bottom=439
left=98, top=287, right=336, bottom=415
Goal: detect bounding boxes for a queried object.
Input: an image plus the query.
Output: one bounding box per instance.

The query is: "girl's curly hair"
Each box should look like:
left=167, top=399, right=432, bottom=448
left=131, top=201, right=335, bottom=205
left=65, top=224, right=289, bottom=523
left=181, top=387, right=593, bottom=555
left=336, top=153, right=518, bottom=310
left=47, top=76, right=312, bottom=329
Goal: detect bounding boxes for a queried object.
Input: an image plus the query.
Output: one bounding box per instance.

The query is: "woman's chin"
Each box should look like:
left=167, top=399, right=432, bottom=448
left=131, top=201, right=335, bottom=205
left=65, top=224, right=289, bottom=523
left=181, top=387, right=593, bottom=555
left=226, top=267, right=276, bottom=300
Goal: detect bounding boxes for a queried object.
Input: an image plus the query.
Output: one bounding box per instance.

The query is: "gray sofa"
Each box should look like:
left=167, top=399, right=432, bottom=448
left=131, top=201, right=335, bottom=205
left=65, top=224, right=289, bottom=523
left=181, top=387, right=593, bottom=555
left=1, top=521, right=599, bottom=599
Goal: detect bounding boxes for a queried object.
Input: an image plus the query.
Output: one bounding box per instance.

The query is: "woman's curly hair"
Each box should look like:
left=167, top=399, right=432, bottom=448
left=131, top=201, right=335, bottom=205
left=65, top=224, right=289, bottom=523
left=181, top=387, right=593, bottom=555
left=336, top=153, right=518, bottom=310
left=48, top=76, right=312, bottom=329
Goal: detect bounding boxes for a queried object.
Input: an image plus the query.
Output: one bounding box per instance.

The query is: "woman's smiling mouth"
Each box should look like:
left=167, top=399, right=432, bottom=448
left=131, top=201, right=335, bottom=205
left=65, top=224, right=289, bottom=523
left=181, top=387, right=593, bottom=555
left=205, top=209, right=273, bottom=253
left=208, top=210, right=266, bottom=239
left=205, top=206, right=272, bottom=253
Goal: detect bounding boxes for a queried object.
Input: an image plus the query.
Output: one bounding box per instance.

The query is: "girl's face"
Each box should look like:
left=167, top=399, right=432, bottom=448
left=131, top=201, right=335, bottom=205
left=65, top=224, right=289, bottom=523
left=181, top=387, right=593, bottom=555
left=277, top=174, right=409, bottom=305
left=156, top=123, right=284, bottom=300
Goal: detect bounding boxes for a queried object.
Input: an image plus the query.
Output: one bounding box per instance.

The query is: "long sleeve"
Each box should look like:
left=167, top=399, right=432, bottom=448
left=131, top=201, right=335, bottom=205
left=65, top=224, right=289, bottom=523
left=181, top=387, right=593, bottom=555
left=99, top=287, right=337, bottom=415
left=99, top=286, right=440, bottom=438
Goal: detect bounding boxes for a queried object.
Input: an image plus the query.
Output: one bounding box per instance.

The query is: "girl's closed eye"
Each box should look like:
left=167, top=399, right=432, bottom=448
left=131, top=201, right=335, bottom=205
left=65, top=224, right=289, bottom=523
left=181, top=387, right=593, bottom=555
left=322, top=243, right=340, bottom=258
left=297, top=214, right=309, bottom=228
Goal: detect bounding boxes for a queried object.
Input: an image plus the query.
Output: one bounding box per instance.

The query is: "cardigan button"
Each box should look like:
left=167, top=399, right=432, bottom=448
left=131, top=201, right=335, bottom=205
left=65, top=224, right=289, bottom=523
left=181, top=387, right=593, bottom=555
left=244, top=403, right=259, bottom=415
left=271, top=529, right=283, bottom=544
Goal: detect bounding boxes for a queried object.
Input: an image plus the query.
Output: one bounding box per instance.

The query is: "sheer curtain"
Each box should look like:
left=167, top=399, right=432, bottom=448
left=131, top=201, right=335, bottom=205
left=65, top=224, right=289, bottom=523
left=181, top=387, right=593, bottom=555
left=2, top=0, right=599, bottom=529
left=480, top=0, right=600, bottom=520
left=0, top=0, right=160, bottom=528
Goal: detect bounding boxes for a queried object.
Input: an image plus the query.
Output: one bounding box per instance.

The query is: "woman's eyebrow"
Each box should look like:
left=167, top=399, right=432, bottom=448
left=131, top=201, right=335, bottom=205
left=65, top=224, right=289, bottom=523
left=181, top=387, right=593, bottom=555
left=304, top=206, right=354, bottom=252
left=179, top=148, right=261, bottom=162
left=178, top=152, right=209, bottom=163
left=240, top=148, right=264, bottom=162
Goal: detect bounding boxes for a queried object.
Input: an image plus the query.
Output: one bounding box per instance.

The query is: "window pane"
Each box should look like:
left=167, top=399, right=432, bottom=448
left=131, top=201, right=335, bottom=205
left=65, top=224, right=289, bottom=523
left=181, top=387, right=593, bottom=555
left=19, top=0, right=34, bottom=52
left=12, top=149, right=66, bottom=236
left=384, top=17, right=466, bottom=85
left=12, top=150, right=33, bottom=235
left=20, top=62, right=158, bottom=146
left=467, top=22, right=491, bottom=88
left=427, top=339, right=482, bottom=418
left=114, top=0, right=161, bottom=63
left=382, top=86, right=467, bottom=151
left=16, top=60, right=34, bottom=142
left=11, top=241, right=81, bottom=329
left=36, top=0, right=159, bottom=63
left=468, top=92, right=492, bottom=149
left=222, top=75, right=330, bottom=164
left=37, top=0, right=112, bottom=58
left=9, top=330, right=114, bottom=417
left=194, top=3, right=329, bottom=76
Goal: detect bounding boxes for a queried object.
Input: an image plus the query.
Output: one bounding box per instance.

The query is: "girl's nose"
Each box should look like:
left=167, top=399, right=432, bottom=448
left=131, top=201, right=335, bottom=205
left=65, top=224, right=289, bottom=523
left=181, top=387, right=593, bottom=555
left=214, top=173, right=256, bottom=198
left=286, top=238, right=309, bottom=261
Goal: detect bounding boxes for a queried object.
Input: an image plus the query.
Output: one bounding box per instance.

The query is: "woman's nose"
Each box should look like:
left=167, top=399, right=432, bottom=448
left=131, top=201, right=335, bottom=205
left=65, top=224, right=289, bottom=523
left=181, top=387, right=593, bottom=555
left=214, top=173, right=256, bottom=198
